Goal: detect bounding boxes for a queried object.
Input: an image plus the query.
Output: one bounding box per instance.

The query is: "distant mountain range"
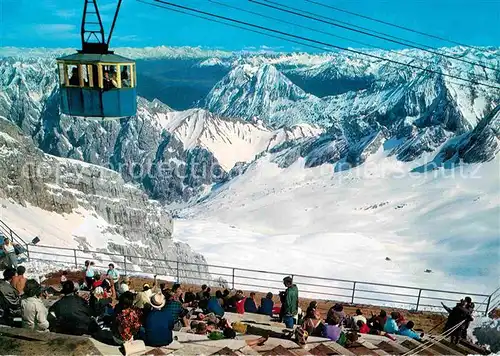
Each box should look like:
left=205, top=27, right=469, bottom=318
left=0, top=46, right=499, bottom=204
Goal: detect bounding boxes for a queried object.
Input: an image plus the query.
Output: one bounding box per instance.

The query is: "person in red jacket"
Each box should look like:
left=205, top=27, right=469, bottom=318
left=236, top=297, right=246, bottom=314
left=357, top=320, right=370, bottom=334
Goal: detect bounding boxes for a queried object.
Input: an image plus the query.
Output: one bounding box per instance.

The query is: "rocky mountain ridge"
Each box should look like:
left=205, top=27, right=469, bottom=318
left=0, top=117, right=209, bottom=279
left=0, top=46, right=499, bottom=206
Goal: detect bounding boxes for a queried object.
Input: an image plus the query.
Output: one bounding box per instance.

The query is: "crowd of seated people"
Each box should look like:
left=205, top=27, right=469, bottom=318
left=296, top=303, right=424, bottom=346
left=0, top=263, right=475, bottom=350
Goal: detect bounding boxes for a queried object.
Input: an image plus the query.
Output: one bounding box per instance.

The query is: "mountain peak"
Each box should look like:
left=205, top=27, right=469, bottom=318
left=205, top=63, right=334, bottom=128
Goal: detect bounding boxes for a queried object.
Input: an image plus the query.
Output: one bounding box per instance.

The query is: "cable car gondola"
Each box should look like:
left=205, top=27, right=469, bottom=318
left=57, top=0, right=137, bottom=119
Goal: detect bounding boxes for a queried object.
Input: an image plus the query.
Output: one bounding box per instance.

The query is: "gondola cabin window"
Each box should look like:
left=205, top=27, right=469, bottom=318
left=58, top=63, right=66, bottom=85
left=120, top=64, right=132, bottom=88
left=66, top=64, right=80, bottom=87
left=102, top=64, right=119, bottom=89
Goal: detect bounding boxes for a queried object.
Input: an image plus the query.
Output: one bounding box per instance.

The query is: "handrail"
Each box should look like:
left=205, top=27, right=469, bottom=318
left=27, top=244, right=490, bottom=298
left=0, top=219, right=30, bottom=252
left=0, top=217, right=493, bottom=315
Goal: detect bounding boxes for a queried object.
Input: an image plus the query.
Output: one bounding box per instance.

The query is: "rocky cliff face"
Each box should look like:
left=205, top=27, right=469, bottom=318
left=0, top=117, right=209, bottom=280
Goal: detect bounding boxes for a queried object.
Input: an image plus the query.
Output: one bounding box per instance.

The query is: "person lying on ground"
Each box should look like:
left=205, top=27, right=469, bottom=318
left=399, top=321, right=422, bottom=340
left=21, top=279, right=49, bottom=331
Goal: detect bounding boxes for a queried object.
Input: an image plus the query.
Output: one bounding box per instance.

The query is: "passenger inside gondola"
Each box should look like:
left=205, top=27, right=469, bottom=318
left=121, top=67, right=130, bottom=87
left=103, top=71, right=116, bottom=90
left=69, top=67, right=80, bottom=86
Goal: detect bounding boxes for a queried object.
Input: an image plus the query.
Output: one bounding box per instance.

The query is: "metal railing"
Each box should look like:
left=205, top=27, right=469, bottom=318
left=21, top=243, right=493, bottom=315
left=0, top=219, right=30, bottom=259
left=0, top=218, right=494, bottom=315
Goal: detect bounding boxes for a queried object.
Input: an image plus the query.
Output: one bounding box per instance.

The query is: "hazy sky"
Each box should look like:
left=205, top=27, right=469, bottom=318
left=1, top=0, right=499, bottom=51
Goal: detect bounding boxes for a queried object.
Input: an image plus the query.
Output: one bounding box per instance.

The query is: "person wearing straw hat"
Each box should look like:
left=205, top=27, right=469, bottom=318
left=142, top=292, right=176, bottom=347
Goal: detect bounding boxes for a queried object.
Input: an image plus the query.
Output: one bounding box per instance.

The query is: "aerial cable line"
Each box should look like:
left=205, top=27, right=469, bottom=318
left=305, top=0, right=487, bottom=52
left=142, top=0, right=500, bottom=90
left=209, top=0, right=493, bottom=83
left=249, top=0, right=500, bottom=74
left=141, top=0, right=488, bottom=91
left=137, top=0, right=330, bottom=52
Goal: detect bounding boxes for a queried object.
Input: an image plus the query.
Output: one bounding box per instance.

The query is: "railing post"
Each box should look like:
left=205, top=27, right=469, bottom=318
left=73, top=249, right=78, bottom=268
left=351, top=282, right=356, bottom=304
left=25, top=244, right=30, bottom=262
left=485, top=295, right=492, bottom=316
left=232, top=268, right=235, bottom=290
left=176, top=261, right=180, bottom=282
left=123, top=255, right=127, bottom=275
left=416, top=289, right=422, bottom=311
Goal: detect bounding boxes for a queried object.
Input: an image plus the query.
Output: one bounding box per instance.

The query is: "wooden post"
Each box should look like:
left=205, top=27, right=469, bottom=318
left=78, top=64, right=84, bottom=87
left=116, top=65, right=122, bottom=88
left=63, top=64, right=69, bottom=86
left=88, top=64, right=94, bottom=87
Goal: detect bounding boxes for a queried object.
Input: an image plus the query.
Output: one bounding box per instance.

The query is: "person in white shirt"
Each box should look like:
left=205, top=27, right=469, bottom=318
left=2, top=238, right=17, bottom=269
left=21, top=279, right=49, bottom=331
left=118, top=276, right=131, bottom=296
left=352, top=308, right=367, bottom=327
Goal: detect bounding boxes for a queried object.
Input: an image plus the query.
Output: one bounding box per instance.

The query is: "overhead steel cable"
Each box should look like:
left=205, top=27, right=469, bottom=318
left=137, top=0, right=330, bottom=52
left=208, top=0, right=493, bottom=83
left=249, top=0, right=500, bottom=74
left=305, top=0, right=488, bottom=52
left=136, top=0, right=328, bottom=51
left=141, top=0, right=500, bottom=90
left=143, top=0, right=473, bottom=94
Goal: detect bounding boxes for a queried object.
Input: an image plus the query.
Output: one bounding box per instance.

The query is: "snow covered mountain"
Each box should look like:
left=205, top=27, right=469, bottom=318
left=205, top=63, right=335, bottom=128
left=0, top=45, right=499, bottom=293
left=0, top=56, right=322, bottom=203
left=1, top=46, right=499, bottom=198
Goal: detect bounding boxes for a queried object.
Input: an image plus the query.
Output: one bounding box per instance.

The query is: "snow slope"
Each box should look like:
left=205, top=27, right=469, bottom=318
left=176, top=148, right=499, bottom=295
left=143, top=106, right=323, bottom=171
